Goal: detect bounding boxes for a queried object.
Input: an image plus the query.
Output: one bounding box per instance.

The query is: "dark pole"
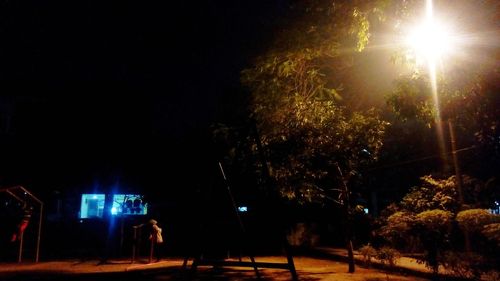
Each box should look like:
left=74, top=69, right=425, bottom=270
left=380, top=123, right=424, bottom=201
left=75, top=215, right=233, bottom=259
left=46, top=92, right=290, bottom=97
left=447, top=120, right=464, bottom=203
left=18, top=231, right=24, bottom=263
left=335, top=163, right=355, bottom=273
left=447, top=119, right=471, bottom=252
left=149, top=235, right=154, bottom=264
left=218, top=162, right=261, bottom=279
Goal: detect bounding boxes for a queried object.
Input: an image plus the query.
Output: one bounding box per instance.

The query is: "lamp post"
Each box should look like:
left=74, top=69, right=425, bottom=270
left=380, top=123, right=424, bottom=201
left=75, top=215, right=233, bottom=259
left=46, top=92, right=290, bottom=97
left=404, top=0, right=470, bottom=251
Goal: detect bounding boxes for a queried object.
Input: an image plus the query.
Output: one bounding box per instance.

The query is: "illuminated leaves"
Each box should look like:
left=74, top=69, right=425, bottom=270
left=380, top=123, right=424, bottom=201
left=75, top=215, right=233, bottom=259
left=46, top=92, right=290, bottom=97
left=241, top=1, right=391, bottom=204
left=415, top=209, right=453, bottom=230
left=456, top=209, right=499, bottom=232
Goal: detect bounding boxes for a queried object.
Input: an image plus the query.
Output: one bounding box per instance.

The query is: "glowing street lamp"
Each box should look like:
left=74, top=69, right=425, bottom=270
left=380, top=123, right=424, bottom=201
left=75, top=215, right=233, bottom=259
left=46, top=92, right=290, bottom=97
left=403, top=1, right=460, bottom=173
left=404, top=0, right=469, bottom=251
left=405, top=2, right=455, bottom=67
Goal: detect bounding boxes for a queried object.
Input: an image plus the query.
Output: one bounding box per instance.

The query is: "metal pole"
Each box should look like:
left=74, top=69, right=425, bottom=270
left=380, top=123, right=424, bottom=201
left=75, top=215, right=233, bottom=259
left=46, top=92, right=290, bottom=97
left=335, top=163, right=355, bottom=273
left=132, top=227, right=137, bottom=263
left=218, top=162, right=261, bottom=279
left=448, top=120, right=464, bottom=203
left=149, top=235, right=154, bottom=263
left=120, top=217, right=124, bottom=256
left=2, top=186, right=43, bottom=263
left=448, top=119, right=471, bottom=252
left=18, top=231, right=24, bottom=263
left=36, top=203, right=43, bottom=263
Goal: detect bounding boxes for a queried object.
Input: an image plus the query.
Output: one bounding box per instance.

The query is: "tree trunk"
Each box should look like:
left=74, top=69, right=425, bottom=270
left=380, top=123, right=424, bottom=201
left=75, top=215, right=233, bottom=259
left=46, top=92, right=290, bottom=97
left=347, top=238, right=355, bottom=273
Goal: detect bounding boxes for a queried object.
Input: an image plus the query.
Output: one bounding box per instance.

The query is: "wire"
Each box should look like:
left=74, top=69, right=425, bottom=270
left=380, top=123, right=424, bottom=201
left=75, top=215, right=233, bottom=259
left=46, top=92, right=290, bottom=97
left=364, top=145, right=477, bottom=172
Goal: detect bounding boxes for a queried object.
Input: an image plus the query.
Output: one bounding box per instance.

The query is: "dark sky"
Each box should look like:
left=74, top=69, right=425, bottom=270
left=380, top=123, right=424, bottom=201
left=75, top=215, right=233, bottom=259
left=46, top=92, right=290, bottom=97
left=0, top=1, right=286, bottom=192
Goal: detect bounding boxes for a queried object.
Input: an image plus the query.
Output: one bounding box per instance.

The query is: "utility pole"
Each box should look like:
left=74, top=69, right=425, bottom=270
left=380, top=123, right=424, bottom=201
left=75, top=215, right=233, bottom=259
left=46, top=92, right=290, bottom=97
left=335, top=163, right=355, bottom=273
left=448, top=119, right=471, bottom=252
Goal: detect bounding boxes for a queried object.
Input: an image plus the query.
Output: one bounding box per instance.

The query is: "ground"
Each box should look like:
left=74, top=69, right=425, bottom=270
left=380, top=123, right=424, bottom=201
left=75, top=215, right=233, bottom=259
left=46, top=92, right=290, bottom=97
left=0, top=249, right=433, bottom=281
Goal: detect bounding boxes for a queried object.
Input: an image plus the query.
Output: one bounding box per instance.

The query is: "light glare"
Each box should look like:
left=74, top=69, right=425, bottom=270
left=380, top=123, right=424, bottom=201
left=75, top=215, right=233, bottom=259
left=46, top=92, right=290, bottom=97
left=406, top=19, right=454, bottom=65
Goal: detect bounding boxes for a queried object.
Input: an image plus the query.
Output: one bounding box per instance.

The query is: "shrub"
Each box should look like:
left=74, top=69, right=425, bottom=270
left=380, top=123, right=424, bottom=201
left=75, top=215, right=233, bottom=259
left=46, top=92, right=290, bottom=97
left=287, top=223, right=319, bottom=248
left=376, top=247, right=400, bottom=268
left=456, top=209, right=498, bottom=232
left=359, top=244, right=377, bottom=267
left=441, top=252, right=485, bottom=280
left=482, top=270, right=500, bottom=281
left=415, top=209, right=453, bottom=230
left=482, top=223, right=500, bottom=246
left=378, top=211, right=415, bottom=250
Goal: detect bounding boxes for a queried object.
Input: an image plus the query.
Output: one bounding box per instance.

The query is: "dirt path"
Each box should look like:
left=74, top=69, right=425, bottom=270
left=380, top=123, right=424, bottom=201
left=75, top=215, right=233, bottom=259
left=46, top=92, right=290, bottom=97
left=0, top=255, right=431, bottom=281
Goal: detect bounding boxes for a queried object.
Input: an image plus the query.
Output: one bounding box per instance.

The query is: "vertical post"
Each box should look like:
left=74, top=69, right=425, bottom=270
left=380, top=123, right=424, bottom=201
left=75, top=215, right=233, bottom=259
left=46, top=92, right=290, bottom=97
left=120, top=217, right=125, bottom=256
left=284, top=240, right=299, bottom=281
left=336, top=163, right=355, bottom=273
left=218, top=162, right=261, bottom=279
left=132, top=226, right=137, bottom=263
left=18, top=231, right=24, bottom=263
left=448, top=119, right=471, bottom=252
left=36, top=203, right=43, bottom=263
left=137, top=227, right=142, bottom=261
left=149, top=236, right=154, bottom=263
left=448, top=120, right=464, bottom=203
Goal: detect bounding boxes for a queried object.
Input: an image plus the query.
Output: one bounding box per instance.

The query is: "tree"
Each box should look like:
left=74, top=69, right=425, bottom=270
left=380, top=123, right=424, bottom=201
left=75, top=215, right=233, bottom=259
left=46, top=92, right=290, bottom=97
left=241, top=0, right=390, bottom=272
left=241, top=0, right=388, bottom=202
left=377, top=175, right=499, bottom=278
left=385, top=0, right=500, bottom=180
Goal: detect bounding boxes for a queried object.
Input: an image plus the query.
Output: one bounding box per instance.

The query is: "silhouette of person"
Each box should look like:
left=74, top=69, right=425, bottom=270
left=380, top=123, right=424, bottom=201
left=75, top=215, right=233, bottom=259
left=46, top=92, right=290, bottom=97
left=11, top=203, right=33, bottom=242
left=149, top=219, right=163, bottom=262
left=133, top=198, right=142, bottom=214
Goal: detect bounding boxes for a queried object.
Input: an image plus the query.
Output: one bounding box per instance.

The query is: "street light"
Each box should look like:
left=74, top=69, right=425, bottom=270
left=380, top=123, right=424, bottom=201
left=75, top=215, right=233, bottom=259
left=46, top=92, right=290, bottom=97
left=404, top=0, right=469, bottom=251
left=403, top=0, right=459, bottom=175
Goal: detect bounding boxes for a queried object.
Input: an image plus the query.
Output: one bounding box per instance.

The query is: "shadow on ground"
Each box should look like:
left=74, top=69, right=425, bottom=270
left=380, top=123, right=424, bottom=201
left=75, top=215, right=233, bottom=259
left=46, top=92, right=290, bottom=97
left=296, top=247, right=471, bottom=281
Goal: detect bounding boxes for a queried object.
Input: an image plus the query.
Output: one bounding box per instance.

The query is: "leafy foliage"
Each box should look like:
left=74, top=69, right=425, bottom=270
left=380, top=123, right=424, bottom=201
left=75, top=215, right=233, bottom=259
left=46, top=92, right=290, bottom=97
left=359, top=244, right=377, bottom=267
left=482, top=223, right=500, bottom=247
left=456, top=209, right=499, bottom=232
left=441, top=252, right=486, bottom=280
left=400, top=175, right=493, bottom=213
left=415, top=209, right=453, bottom=231
left=241, top=0, right=389, bottom=203
left=376, top=247, right=400, bottom=268
left=377, top=175, right=500, bottom=276
left=400, top=175, right=458, bottom=213
left=386, top=76, right=436, bottom=125
left=378, top=211, right=414, bottom=249
left=382, top=1, right=500, bottom=198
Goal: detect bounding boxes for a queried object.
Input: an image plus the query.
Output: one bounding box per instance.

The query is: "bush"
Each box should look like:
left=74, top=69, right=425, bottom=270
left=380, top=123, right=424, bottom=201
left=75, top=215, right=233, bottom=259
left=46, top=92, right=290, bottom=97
left=441, top=252, right=485, bottom=280
left=359, top=244, right=377, bottom=267
left=287, top=223, right=319, bottom=248
left=378, top=211, right=415, bottom=250
left=482, top=270, right=500, bottom=281
left=457, top=209, right=498, bottom=232
left=376, top=247, right=400, bottom=268
left=482, top=223, right=500, bottom=246
left=415, top=209, right=453, bottom=230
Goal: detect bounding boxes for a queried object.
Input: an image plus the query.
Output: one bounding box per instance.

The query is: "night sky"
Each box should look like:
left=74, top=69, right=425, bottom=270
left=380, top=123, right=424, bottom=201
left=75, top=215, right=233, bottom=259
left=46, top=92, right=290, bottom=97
left=0, top=1, right=286, bottom=193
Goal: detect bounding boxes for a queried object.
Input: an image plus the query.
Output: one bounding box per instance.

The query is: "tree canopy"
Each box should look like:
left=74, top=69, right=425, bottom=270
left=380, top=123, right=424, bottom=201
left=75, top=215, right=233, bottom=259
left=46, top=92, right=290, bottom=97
left=241, top=0, right=389, bottom=203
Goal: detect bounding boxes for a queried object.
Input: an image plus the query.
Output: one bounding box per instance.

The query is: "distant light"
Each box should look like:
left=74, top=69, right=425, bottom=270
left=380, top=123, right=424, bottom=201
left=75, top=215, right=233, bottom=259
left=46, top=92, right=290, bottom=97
left=111, top=207, right=118, bottom=215
left=495, top=201, right=499, bottom=206
left=363, top=208, right=369, bottom=214
left=238, top=206, right=248, bottom=212
left=93, top=195, right=98, bottom=199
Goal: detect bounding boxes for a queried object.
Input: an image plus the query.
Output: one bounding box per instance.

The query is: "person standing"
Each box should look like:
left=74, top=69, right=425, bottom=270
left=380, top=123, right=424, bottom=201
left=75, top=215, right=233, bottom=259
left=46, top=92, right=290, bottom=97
left=10, top=203, right=33, bottom=242
left=149, top=219, right=163, bottom=263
